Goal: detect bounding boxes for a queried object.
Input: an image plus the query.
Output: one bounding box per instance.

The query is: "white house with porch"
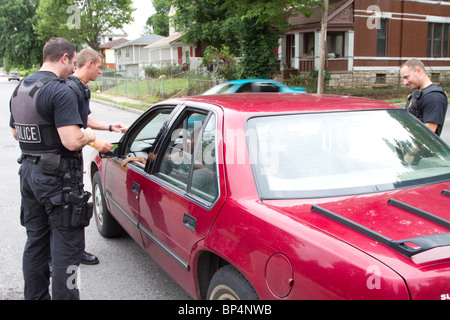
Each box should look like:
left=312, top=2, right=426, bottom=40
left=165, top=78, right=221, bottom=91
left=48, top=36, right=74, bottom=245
left=113, top=34, right=165, bottom=78
left=145, top=32, right=193, bottom=68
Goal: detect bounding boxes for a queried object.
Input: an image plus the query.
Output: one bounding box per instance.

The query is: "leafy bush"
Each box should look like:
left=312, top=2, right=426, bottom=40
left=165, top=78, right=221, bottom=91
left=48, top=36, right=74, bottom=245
left=145, top=65, right=162, bottom=78
left=201, top=45, right=242, bottom=81
left=145, top=64, right=184, bottom=79
left=289, top=70, right=330, bottom=93
left=238, top=18, right=278, bottom=79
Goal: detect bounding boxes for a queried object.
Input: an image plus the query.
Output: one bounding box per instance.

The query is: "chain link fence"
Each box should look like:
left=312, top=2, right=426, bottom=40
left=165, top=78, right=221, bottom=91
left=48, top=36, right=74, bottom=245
left=91, top=73, right=217, bottom=100
left=92, top=70, right=450, bottom=103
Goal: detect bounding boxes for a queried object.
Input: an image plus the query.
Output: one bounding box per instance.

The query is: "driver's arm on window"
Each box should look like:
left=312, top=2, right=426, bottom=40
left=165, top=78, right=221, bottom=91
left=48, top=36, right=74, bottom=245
left=121, top=153, right=157, bottom=166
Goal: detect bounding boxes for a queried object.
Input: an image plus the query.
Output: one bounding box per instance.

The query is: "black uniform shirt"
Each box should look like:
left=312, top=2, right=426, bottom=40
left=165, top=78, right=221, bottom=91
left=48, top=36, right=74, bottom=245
left=9, top=71, right=83, bottom=131
left=66, top=75, right=90, bottom=129
left=406, top=84, right=448, bottom=136
left=419, top=85, right=447, bottom=131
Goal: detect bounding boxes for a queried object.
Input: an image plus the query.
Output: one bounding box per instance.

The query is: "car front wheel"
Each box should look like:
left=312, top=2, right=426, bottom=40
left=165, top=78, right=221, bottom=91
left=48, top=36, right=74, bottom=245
left=92, top=171, right=124, bottom=238
left=207, top=265, right=259, bottom=300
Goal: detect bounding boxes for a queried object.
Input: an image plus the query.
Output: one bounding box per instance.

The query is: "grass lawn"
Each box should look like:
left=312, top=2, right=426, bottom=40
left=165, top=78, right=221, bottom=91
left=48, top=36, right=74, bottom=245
left=91, top=77, right=188, bottom=100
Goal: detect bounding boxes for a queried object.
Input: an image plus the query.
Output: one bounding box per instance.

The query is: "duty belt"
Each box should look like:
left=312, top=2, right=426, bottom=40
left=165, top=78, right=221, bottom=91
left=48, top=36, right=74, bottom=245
left=20, top=154, right=81, bottom=176
left=22, top=154, right=41, bottom=164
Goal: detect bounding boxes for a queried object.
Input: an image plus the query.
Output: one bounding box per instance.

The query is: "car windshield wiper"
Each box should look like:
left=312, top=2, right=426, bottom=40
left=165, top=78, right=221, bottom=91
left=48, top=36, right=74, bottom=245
left=311, top=198, right=450, bottom=264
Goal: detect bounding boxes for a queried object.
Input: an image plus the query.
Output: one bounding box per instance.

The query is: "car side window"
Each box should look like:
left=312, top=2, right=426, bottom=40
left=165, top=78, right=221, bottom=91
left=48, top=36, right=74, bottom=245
left=191, top=113, right=218, bottom=202
left=156, top=110, right=219, bottom=203
left=258, top=82, right=280, bottom=92
left=126, top=109, right=173, bottom=162
left=236, top=82, right=253, bottom=93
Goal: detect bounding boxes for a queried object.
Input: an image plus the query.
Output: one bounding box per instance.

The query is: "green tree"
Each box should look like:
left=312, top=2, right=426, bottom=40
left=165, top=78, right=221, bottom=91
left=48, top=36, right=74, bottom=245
left=238, top=17, right=279, bottom=79
left=223, top=0, right=321, bottom=32
left=171, top=0, right=241, bottom=54
left=172, top=0, right=321, bottom=79
left=144, top=0, right=171, bottom=37
left=35, top=0, right=135, bottom=50
left=202, top=45, right=242, bottom=81
left=230, top=0, right=321, bottom=78
left=0, top=0, right=44, bottom=69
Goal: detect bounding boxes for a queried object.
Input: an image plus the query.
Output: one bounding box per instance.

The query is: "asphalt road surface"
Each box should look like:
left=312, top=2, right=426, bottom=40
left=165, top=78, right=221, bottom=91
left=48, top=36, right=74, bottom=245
left=0, top=77, right=191, bottom=300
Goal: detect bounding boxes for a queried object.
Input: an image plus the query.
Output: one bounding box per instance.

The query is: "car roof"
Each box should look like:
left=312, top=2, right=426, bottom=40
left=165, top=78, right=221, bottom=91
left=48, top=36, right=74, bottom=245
left=224, top=79, right=280, bottom=85
left=166, top=93, right=398, bottom=114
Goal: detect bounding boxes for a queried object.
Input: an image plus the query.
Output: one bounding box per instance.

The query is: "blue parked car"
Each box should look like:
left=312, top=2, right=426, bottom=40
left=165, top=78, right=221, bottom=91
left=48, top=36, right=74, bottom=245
left=202, top=79, right=307, bottom=95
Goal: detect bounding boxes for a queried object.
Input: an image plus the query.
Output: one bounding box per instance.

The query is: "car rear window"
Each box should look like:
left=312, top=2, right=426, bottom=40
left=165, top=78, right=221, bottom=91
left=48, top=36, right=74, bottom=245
left=247, top=109, right=450, bottom=198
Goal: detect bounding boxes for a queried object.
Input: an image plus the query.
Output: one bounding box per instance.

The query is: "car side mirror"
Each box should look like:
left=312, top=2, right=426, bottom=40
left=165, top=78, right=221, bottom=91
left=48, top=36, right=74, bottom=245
left=99, top=143, right=119, bottom=158
left=99, top=151, right=114, bottom=158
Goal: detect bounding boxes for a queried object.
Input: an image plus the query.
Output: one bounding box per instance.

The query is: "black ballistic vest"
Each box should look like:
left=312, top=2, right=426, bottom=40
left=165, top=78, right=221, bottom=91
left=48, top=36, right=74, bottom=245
left=405, top=84, right=447, bottom=136
left=10, top=76, right=65, bottom=154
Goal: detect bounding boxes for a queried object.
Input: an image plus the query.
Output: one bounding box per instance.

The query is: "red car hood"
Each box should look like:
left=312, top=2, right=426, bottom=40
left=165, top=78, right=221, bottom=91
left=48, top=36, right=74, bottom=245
left=263, top=182, right=450, bottom=300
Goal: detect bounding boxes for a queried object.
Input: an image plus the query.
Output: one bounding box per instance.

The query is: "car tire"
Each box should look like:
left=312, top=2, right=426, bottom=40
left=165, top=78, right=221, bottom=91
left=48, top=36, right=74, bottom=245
left=92, top=171, right=124, bottom=238
left=207, top=265, right=259, bottom=300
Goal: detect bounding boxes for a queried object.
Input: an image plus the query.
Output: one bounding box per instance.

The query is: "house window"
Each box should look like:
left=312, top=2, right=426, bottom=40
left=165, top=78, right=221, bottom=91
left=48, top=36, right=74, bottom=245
left=431, top=73, right=440, bottom=83
left=287, top=34, right=296, bottom=67
left=427, top=23, right=449, bottom=57
left=327, top=32, right=344, bottom=58
left=376, top=73, right=386, bottom=84
left=377, top=19, right=387, bottom=57
left=303, top=33, right=315, bottom=56
left=126, top=47, right=130, bottom=58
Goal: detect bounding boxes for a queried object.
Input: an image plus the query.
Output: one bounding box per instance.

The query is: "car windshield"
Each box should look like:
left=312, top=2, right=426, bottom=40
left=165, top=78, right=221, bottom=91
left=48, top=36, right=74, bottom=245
left=247, top=109, right=450, bottom=198
left=203, top=83, right=234, bottom=95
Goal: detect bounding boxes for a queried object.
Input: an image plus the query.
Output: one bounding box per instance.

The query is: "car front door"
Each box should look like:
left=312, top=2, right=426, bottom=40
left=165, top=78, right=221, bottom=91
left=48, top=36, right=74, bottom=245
left=137, top=104, right=226, bottom=271
left=104, top=106, right=177, bottom=244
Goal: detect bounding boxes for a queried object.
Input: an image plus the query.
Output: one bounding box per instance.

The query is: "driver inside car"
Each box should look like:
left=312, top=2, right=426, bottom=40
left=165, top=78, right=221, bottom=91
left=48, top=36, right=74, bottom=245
left=121, top=125, right=217, bottom=198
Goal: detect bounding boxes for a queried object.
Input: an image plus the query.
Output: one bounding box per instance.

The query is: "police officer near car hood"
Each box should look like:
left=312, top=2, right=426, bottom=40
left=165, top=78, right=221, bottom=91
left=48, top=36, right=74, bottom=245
left=66, top=47, right=127, bottom=265
left=9, top=37, right=96, bottom=300
left=400, top=59, right=448, bottom=136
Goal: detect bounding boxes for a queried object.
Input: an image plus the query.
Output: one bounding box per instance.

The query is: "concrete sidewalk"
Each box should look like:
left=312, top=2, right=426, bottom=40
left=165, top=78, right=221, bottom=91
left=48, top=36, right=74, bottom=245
left=92, top=93, right=152, bottom=114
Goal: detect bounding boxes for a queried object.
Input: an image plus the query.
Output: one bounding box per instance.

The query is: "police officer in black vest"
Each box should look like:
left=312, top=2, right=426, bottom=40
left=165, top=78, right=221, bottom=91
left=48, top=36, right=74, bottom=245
left=400, top=59, right=448, bottom=136
left=9, top=38, right=96, bottom=300
left=66, top=48, right=127, bottom=265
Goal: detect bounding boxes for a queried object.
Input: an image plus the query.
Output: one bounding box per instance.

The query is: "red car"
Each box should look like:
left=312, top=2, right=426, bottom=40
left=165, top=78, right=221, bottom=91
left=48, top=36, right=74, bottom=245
left=90, top=93, right=450, bottom=300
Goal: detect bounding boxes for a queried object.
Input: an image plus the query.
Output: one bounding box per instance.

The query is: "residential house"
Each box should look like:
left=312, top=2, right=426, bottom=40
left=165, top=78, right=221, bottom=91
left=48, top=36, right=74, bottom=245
left=280, top=0, right=450, bottom=88
left=98, top=29, right=128, bottom=46
left=113, top=34, right=165, bottom=78
left=145, top=5, right=204, bottom=71
left=99, top=38, right=129, bottom=70
left=144, top=32, right=206, bottom=71
left=145, top=32, right=192, bottom=68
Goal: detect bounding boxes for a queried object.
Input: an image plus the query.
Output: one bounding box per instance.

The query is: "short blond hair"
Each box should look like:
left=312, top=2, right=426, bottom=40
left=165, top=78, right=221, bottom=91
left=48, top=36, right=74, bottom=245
left=76, top=48, right=103, bottom=68
left=401, top=59, right=427, bottom=75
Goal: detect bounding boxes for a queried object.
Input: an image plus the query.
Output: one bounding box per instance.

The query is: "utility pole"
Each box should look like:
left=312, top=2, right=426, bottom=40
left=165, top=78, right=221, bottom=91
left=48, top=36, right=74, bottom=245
left=317, top=0, right=329, bottom=94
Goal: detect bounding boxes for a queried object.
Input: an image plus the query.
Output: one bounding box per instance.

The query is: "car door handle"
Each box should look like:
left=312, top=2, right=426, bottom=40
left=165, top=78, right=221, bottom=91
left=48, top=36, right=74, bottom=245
left=132, top=182, right=140, bottom=195
left=183, top=213, right=197, bottom=232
